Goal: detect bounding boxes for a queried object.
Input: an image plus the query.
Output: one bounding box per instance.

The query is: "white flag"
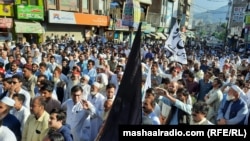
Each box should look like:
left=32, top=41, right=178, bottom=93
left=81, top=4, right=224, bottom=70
left=164, top=21, right=187, bottom=64
left=142, top=67, right=151, bottom=102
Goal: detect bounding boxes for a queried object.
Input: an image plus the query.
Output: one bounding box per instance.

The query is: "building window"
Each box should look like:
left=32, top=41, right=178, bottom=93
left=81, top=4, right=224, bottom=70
left=48, top=0, right=56, bottom=5
left=21, top=0, right=28, bottom=5
left=0, top=0, right=13, bottom=4
left=60, top=0, right=79, bottom=11
left=82, top=0, right=88, bottom=12
left=82, top=0, right=88, bottom=9
left=30, top=0, right=38, bottom=5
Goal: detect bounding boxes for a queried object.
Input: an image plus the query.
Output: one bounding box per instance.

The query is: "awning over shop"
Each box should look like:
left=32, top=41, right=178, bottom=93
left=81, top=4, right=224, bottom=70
left=156, top=32, right=167, bottom=40
left=15, top=21, right=44, bottom=33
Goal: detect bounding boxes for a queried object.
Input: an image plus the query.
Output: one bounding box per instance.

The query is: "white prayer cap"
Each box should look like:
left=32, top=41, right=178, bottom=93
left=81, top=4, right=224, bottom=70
left=0, top=96, right=15, bottom=107
left=92, top=82, right=100, bottom=88
left=97, top=65, right=105, bottom=69
left=82, top=74, right=90, bottom=81
left=230, top=85, right=241, bottom=94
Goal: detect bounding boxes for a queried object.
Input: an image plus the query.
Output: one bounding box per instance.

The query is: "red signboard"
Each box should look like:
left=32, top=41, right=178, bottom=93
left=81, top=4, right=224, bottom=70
left=0, top=18, right=12, bottom=28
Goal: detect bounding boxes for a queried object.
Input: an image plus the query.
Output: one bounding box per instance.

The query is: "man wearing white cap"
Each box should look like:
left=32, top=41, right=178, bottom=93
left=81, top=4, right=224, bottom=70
left=0, top=96, right=21, bottom=141
left=87, top=82, right=106, bottom=141
left=217, top=85, right=249, bottom=125
left=80, top=74, right=91, bottom=99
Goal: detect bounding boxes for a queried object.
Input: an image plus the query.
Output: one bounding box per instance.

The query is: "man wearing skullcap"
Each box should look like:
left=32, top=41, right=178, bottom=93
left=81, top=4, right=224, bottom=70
left=87, top=82, right=106, bottom=141
left=0, top=96, right=21, bottom=141
left=217, top=85, right=248, bottom=125
left=79, top=74, right=91, bottom=100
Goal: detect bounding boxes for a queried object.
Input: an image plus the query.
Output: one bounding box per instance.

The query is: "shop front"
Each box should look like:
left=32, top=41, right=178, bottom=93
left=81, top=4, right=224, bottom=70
left=0, top=2, right=14, bottom=43
left=15, top=4, right=44, bottom=44
left=46, top=10, right=109, bottom=42
left=14, top=20, right=44, bottom=43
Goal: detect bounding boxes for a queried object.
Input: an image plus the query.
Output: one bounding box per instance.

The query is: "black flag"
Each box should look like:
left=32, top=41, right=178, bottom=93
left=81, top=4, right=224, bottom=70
left=97, top=23, right=142, bottom=141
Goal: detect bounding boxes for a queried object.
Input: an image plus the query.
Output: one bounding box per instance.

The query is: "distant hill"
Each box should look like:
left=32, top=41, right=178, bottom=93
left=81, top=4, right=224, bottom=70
left=193, top=5, right=229, bottom=24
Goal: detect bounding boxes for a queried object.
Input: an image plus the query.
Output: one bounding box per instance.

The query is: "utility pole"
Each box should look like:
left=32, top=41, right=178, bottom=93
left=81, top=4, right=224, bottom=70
left=224, top=0, right=232, bottom=51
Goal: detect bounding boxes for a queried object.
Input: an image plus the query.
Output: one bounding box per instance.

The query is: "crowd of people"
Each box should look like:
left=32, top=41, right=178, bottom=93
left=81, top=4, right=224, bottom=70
left=0, top=32, right=249, bottom=141
left=142, top=38, right=250, bottom=125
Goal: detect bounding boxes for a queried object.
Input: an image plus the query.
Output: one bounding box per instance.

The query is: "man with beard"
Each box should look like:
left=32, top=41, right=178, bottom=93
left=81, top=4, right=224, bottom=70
left=64, top=71, right=81, bottom=102
left=32, top=62, right=39, bottom=74
left=157, top=81, right=191, bottom=123
left=52, top=67, right=68, bottom=103
left=5, top=61, right=23, bottom=78
left=193, top=62, right=204, bottom=82
left=39, top=82, right=61, bottom=113
left=142, top=97, right=161, bottom=125
left=0, top=96, right=21, bottom=141
left=79, top=74, right=91, bottom=100
left=155, top=87, right=192, bottom=125
left=22, top=64, right=37, bottom=98
left=22, top=96, right=50, bottom=141
left=87, top=82, right=106, bottom=141
left=217, top=85, right=248, bottom=125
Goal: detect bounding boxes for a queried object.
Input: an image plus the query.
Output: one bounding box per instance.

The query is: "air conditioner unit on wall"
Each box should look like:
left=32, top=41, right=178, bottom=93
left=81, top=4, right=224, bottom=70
left=95, top=10, right=103, bottom=15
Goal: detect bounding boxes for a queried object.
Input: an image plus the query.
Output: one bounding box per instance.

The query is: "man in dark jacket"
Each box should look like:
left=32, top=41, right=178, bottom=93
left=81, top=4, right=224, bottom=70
left=48, top=108, right=73, bottom=141
left=0, top=96, right=21, bottom=141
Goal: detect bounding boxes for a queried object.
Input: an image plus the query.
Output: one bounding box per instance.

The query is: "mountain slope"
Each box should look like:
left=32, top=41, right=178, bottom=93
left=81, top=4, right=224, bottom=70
left=193, top=5, right=229, bottom=24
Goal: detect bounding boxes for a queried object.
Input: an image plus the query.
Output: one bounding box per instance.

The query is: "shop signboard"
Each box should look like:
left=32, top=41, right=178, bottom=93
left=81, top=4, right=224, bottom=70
left=0, top=4, right=13, bottom=16
left=122, top=0, right=141, bottom=28
left=49, top=10, right=109, bottom=26
left=49, top=10, right=76, bottom=24
left=245, top=12, right=250, bottom=26
left=0, top=0, right=14, bottom=3
left=17, top=5, right=44, bottom=20
left=0, top=18, right=12, bottom=28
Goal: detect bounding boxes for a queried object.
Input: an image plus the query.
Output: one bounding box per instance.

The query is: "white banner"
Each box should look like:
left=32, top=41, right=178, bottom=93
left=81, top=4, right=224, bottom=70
left=164, top=21, right=187, bottom=64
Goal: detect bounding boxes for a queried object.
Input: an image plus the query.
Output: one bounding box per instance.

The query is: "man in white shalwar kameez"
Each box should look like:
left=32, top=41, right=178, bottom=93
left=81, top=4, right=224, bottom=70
left=62, top=85, right=95, bottom=141
left=87, top=82, right=106, bottom=141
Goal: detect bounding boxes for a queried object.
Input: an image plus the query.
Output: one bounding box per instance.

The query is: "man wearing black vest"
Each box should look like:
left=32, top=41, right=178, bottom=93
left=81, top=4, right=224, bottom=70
left=217, top=85, right=248, bottom=125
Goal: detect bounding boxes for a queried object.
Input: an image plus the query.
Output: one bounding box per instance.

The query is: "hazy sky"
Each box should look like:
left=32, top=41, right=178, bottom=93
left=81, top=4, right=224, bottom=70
left=192, top=0, right=228, bottom=13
